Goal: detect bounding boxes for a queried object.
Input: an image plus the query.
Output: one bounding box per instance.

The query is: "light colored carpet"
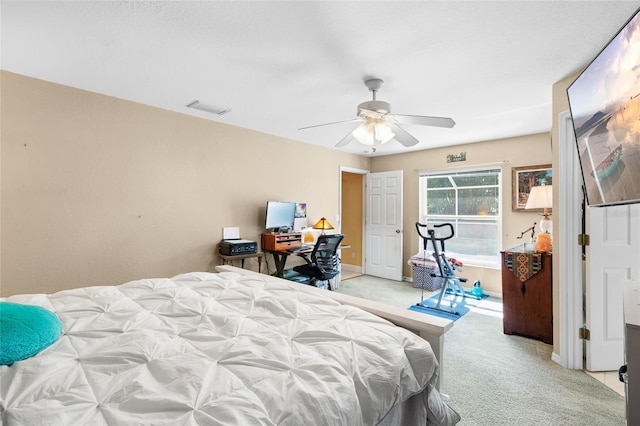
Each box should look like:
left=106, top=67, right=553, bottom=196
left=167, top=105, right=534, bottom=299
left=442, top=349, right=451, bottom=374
left=337, top=273, right=439, bottom=308
left=337, top=275, right=626, bottom=425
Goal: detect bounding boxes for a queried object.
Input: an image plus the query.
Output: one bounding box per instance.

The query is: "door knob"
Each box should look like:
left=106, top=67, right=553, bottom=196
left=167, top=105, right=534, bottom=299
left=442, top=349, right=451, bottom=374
left=396, top=229, right=401, bottom=233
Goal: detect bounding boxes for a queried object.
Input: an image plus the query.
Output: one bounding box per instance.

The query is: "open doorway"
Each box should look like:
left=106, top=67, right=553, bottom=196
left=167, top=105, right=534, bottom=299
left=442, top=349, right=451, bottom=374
left=340, top=167, right=367, bottom=278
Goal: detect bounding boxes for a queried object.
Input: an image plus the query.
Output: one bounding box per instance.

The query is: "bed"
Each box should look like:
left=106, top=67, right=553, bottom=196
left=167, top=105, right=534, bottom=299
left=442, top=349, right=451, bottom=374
left=0, top=269, right=460, bottom=425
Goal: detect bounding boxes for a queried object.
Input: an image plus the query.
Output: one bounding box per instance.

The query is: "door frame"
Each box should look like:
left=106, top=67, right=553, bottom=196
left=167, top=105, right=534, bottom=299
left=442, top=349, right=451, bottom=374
left=556, top=109, right=585, bottom=369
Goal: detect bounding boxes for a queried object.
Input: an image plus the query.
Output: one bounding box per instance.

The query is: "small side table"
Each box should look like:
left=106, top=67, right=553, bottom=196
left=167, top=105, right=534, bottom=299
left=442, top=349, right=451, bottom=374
left=217, top=251, right=263, bottom=273
left=501, top=247, right=552, bottom=344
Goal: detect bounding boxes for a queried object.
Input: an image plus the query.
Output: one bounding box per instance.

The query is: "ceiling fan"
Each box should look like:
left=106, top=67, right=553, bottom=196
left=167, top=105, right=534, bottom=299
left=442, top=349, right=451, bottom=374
left=299, top=78, right=455, bottom=149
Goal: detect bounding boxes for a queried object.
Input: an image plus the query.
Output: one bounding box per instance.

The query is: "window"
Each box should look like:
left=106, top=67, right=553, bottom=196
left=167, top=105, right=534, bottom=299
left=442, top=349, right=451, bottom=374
left=419, top=168, right=501, bottom=268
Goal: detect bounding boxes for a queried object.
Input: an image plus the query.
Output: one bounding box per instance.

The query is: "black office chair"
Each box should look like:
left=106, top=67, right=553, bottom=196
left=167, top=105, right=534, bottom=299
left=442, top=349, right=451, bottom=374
left=293, top=234, right=345, bottom=290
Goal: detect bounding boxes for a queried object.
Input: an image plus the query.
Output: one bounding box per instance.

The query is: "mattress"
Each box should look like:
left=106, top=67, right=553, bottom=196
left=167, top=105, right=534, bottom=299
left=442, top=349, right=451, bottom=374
left=0, top=271, right=459, bottom=425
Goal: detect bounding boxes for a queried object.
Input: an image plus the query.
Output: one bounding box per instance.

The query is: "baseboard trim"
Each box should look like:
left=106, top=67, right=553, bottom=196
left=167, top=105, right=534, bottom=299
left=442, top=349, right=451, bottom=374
left=481, top=290, right=502, bottom=299
left=341, top=263, right=363, bottom=274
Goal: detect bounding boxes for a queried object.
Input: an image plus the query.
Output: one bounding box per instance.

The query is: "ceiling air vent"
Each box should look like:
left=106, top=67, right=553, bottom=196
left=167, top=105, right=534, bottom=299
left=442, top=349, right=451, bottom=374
left=186, top=100, right=231, bottom=116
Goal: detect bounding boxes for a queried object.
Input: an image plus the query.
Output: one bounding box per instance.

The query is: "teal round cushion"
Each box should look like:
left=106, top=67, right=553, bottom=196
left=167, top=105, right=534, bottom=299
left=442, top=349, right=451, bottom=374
left=0, top=302, right=63, bottom=366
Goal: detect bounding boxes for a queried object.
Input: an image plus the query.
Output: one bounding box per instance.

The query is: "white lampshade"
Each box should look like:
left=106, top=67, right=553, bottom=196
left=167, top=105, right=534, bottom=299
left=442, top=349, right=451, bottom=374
left=525, top=185, right=553, bottom=210
left=526, top=185, right=553, bottom=234
left=352, top=120, right=394, bottom=145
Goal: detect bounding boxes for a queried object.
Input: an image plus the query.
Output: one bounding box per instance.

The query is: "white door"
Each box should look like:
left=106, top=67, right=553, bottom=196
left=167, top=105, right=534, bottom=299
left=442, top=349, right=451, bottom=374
left=365, top=171, right=403, bottom=281
left=586, top=204, right=640, bottom=370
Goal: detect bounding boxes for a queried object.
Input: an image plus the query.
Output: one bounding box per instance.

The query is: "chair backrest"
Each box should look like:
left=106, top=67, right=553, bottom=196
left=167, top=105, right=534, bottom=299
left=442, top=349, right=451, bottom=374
left=311, top=234, right=345, bottom=278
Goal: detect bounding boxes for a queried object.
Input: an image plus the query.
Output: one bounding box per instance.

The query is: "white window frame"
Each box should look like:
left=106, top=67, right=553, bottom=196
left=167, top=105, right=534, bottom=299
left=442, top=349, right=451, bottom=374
left=418, top=167, right=502, bottom=269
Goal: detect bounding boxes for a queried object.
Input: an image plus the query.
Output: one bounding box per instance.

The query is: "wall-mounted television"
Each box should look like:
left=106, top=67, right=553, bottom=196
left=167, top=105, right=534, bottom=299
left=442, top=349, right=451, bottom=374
left=265, top=201, right=296, bottom=232
left=567, top=7, right=640, bottom=207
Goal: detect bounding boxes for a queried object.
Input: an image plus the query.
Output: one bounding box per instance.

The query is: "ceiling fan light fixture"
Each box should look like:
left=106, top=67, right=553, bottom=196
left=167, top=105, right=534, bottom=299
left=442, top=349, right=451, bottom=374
left=352, top=124, right=374, bottom=145
left=374, top=122, right=394, bottom=144
left=352, top=120, right=394, bottom=146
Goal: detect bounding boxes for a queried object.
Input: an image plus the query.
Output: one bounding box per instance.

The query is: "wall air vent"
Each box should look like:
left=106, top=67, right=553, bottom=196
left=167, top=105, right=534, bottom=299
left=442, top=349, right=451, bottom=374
left=186, top=100, right=231, bottom=116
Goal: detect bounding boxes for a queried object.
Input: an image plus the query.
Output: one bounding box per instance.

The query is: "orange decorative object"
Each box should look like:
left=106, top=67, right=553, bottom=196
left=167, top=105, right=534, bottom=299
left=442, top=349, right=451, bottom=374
left=535, top=233, right=552, bottom=253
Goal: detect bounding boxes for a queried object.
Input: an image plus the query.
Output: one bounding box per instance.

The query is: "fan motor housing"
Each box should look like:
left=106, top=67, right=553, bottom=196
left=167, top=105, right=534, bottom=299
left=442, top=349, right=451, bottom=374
left=358, top=100, right=391, bottom=115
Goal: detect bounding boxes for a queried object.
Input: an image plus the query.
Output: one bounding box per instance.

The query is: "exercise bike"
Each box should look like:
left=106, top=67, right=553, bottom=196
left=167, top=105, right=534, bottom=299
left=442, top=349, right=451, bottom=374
left=414, top=222, right=469, bottom=316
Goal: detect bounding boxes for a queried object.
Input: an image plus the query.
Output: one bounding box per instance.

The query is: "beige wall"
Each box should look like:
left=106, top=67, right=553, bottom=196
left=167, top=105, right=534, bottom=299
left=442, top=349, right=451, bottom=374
left=0, top=70, right=565, bottom=307
left=0, top=71, right=369, bottom=296
left=370, top=133, right=553, bottom=294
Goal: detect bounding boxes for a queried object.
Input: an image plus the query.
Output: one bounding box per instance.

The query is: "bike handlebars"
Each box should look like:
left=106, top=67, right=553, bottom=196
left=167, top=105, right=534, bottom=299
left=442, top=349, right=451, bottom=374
left=415, top=222, right=455, bottom=251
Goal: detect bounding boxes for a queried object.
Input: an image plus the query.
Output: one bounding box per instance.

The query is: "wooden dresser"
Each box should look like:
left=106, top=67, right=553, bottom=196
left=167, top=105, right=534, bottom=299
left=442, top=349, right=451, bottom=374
left=501, top=246, right=553, bottom=344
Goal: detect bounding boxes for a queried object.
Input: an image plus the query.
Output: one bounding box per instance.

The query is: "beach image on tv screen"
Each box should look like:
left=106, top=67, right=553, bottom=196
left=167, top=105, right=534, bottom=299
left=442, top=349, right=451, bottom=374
left=568, top=9, right=640, bottom=206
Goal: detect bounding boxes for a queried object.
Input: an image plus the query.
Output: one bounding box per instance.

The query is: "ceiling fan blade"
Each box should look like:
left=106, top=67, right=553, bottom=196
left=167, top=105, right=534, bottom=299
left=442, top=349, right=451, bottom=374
left=335, top=129, right=359, bottom=148
left=392, top=114, right=455, bottom=128
left=386, top=122, right=419, bottom=147
left=298, top=118, right=362, bottom=131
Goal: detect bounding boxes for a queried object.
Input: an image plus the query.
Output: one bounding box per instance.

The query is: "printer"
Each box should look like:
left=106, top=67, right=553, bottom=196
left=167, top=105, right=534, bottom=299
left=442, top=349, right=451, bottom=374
left=219, top=239, right=258, bottom=255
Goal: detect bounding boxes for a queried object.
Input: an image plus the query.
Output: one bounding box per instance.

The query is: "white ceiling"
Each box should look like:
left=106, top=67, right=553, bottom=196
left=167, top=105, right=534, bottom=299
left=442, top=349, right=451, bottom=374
left=2, top=1, right=638, bottom=156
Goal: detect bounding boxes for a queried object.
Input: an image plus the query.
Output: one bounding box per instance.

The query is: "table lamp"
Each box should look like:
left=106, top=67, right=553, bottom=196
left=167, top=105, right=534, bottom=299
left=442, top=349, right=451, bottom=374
left=313, top=217, right=334, bottom=235
left=525, top=184, right=552, bottom=252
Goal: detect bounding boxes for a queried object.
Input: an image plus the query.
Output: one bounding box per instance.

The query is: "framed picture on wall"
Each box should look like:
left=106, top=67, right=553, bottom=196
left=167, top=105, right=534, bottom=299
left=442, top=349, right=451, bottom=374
left=512, top=164, right=552, bottom=212
left=295, top=203, right=307, bottom=218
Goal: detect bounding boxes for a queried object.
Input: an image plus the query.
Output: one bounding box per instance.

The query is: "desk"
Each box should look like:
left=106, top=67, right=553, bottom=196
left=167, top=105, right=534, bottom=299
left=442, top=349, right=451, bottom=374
left=217, top=251, right=263, bottom=273
left=263, top=247, right=313, bottom=278
left=264, top=245, right=351, bottom=278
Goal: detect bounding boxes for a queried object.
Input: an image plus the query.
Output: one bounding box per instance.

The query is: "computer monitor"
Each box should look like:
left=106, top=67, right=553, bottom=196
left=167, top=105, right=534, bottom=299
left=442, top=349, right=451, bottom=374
left=265, top=201, right=296, bottom=233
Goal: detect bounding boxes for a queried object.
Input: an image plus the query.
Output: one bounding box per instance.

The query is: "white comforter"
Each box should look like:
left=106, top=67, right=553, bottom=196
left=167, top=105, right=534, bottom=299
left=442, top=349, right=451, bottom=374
left=1, top=272, right=448, bottom=425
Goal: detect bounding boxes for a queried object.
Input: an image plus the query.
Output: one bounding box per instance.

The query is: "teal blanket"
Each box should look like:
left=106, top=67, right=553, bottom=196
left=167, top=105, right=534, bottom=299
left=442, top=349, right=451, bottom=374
left=0, top=302, right=63, bottom=366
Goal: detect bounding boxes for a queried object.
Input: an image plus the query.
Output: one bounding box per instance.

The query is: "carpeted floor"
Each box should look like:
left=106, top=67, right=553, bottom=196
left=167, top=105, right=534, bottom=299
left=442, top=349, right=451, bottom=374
left=337, top=274, right=626, bottom=425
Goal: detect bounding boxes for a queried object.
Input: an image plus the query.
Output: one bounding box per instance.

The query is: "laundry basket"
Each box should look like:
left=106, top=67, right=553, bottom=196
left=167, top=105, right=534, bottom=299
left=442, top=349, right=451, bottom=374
left=408, top=252, right=443, bottom=291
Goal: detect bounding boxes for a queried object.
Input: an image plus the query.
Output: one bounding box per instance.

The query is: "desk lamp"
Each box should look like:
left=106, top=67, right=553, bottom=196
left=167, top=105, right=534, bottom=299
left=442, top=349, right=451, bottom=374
left=525, top=184, right=553, bottom=252
left=313, top=217, right=334, bottom=235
